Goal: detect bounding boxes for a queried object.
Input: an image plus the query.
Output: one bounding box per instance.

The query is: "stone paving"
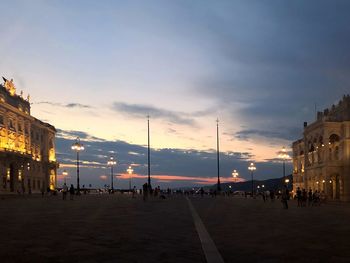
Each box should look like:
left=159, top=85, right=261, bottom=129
left=0, top=194, right=350, bottom=262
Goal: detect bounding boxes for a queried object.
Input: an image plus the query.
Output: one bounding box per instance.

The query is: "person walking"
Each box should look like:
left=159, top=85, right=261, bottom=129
left=69, top=184, right=75, bottom=200
left=281, top=185, right=289, bottom=209
left=132, top=186, right=136, bottom=198
left=200, top=187, right=204, bottom=198
left=296, top=187, right=302, bottom=207
left=302, top=189, right=307, bottom=207
left=62, top=183, right=68, bottom=200
left=308, top=189, right=313, bottom=206
left=143, top=183, right=148, bottom=201
left=270, top=190, right=275, bottom=202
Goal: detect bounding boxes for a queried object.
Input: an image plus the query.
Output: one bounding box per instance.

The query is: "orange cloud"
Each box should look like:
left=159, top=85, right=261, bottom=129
left=116, top=173, right=245, bottom=185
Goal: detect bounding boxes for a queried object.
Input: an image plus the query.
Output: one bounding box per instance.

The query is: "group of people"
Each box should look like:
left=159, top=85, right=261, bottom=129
left=296, top=187, right=326, bottom=207
left=142, top=183, right=166, bottom=201
left=61, top=183, right=76, bottom=200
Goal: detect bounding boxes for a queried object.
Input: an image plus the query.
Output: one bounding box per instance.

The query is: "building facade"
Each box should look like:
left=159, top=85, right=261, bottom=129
left=0, top=77, right=57, bottom=194
left=293, top=95, right=350, bottom=201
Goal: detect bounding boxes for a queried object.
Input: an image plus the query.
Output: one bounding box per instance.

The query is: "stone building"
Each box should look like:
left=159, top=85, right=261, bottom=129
left=0, top=77, right=57, bottom=194
left=293, top=95, right=350, bottom=201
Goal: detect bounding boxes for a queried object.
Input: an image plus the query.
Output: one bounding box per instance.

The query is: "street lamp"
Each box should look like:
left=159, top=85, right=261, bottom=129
left=232, top=169, right=239, bottom=183
left=107, top=157, right=117, bottom=192
left=71, top=137, right=84, bottom=194
left=127, top=165, right=134, bottom=191
left=248, top=162, right=256, bottom=196
left=278, top=147, right=290, bottom=180
left=62, top=170, right=68, bottom=185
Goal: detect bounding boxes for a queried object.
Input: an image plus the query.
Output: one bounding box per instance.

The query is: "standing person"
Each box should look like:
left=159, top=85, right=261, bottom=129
left=132, top=186, right=136, bottom=198
left=270, top=190, right=275, bottom=202
left=143, top=183, right=148, bottom=201
left=69, top=184, right=75, bottom=200
left=296, top=187, right=302, bottom=207
left=262, top=191, right=266, bottom=202
left=308, top=189, right=313, bottom=206
left=302, top=189, right=307, bottom=207
left=281, top=185, right=289, bottom=209
left=62, top=183, right=68, bottom=200
left=200, top=187, right=204, bottom=198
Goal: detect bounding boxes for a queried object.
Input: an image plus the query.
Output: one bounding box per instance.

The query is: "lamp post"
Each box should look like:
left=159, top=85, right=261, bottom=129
left=71, top=137, right=84, bottom=195
left=278, top=147, right=289, bottom=180
left=127, top=165, right=134, bottom=191
left=216, top=118, right=221, bottom=192
left=107, top=157, right=117, bottom=192
left=62, top=170, right=68, bottom=185
left=147, top=115, right=151, bottom=190
left=232, top=169, right=239, bottom=183
left=248, top=163, right=256, bottom=196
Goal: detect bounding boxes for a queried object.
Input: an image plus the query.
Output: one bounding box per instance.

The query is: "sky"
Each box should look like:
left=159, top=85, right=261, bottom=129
left=1, top=0, right=350, bottom=188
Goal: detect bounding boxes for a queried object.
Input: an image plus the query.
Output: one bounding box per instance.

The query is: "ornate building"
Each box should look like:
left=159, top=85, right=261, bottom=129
left=293, top=95, right=350, bottom=201
left=0, top=77, right=57, bottom=194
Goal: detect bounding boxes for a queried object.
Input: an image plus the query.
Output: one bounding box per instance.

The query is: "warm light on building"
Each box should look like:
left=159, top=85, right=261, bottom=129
left=0, top=77, right=58, bottom=194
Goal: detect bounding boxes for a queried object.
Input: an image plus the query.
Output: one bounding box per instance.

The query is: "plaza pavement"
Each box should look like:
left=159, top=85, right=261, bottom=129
left=0, top=194, right=349, bottom=263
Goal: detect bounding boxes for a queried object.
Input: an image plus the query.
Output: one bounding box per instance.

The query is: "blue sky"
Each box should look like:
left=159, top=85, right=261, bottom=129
left=1, top=0, right=349, bottom=188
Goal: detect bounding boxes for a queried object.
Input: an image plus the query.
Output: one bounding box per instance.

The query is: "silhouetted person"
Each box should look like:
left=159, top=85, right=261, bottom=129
left=281, top=185, right=289, bottom=209
left=132, top=186, right=136, bottom=198
left=62, top=183, right=68, bottom=200
left=270, top=190, right=275, bottom=202
left=69, top=184, right=75, bottom=200
left=296, top=187, right=302, bottom=207
left=302, top=189, right=307, bottom=207
left=143, top=183, right=148, bottom=201
left=200, top=187, right=204, bottom=198
left=308, top=189, right=313, bottom=206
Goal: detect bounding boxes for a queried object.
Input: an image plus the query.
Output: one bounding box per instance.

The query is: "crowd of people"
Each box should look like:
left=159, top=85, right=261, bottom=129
left=295, top=187, right=326, bottom=207
left=44, top=182, right=331, bottom=211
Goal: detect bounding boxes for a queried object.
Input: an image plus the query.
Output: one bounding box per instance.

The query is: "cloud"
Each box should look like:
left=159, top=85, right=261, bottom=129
left=112, top=102, right=200, bottom=126
left=57, top=129, right=106, bottom=142
left=233, top=128, right=302, bottom=142
left=35, top=101, right=92, bottom=109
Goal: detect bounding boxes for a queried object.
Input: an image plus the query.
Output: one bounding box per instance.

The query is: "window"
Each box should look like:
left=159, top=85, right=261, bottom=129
left=9, top=119, right=15, bottom=130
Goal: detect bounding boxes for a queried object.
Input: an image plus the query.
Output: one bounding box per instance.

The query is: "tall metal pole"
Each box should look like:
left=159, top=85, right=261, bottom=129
left=283, top=159, right=286, bottom=179
left=216, top=119, right=221, bottom=192
left=147, top=116, right=151, bottom=188
left=129, top=175, right=131, bottom=191
left=111, top=165, right=114, bottom=191
left=251, top=171, right=254, bottom=196
left=77, top=151, right=80, bottom=194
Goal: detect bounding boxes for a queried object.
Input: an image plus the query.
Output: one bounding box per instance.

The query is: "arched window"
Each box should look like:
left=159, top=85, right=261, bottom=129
left=329, top=134, right=340, bottom=144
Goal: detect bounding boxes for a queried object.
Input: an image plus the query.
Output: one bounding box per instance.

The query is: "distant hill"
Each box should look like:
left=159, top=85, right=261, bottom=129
left=206, top=174, right=293, bottom=192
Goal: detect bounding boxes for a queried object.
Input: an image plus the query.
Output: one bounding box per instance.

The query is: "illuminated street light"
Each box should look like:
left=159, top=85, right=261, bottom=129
left=62, top=170, right=68, bottom=184
left=107, top=157, right=117, bottom=192
left=248, top=162, right=257, bottom=196
left=127, top=165, right=134, bottom=191
left=71, top=137, right=84, bottom=194
left=232, top=169, right=239, bottom=183
left=278, top=147, right=290, bottom=180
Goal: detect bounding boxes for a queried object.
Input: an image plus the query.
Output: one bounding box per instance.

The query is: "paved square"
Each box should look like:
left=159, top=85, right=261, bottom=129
left=1, top=194, right=350, bottom=262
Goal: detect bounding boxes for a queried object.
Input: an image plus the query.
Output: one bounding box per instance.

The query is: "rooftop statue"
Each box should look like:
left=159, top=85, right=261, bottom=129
left=2, top=77, right=16, bottom=96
